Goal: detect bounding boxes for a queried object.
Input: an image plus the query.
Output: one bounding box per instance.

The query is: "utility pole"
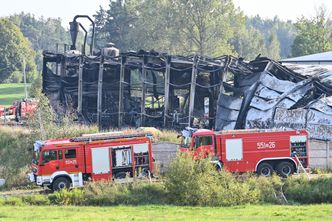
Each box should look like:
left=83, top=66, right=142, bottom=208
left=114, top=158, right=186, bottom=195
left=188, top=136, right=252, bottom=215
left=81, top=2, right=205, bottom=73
left=23, top=58, right=28, bottom=99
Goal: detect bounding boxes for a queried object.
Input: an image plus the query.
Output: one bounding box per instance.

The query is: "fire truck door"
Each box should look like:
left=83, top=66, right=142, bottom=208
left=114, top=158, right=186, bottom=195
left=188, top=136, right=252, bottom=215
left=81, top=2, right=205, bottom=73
left=193, top=135, right=214, bottom=157
left=58, top=148, right=80, bottom=173
left=40, top=150, right=59, bottom=175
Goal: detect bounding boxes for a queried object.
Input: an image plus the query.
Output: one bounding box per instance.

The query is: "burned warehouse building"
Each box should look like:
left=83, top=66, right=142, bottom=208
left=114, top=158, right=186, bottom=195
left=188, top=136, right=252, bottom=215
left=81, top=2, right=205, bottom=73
left=42, top=15, right=332, bottom=141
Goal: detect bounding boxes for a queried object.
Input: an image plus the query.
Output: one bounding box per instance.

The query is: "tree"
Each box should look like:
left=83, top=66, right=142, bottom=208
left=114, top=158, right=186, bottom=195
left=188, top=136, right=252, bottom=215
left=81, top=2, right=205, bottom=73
left=232, top=27, right=266, bottom=60
left=9, top=13, right=71, bottom=71
left=247, top=15, right=294, bottom=58
left=0, top=18, right=36, bottom=83
left=291, top=7, right=332, bottom=57
left=94, top=0, right=244, bottom=57
left=266, top=32, right=280, bottom=60
left=165, top=0, right=243, bottom=56
left=94, top=0, right=140, bottom=51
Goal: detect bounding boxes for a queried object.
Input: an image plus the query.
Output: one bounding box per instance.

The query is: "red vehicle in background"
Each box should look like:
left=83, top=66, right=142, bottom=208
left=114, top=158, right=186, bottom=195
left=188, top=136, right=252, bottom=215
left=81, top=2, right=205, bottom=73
left=14, top=98, right=38, bottom=121
left=179, top=127, right=309, bottom=177
left=0, top=99, right=38, bottom=122
left=0, top=105, right=16, bottom=120
left=28, top=132, right=153, bottom=191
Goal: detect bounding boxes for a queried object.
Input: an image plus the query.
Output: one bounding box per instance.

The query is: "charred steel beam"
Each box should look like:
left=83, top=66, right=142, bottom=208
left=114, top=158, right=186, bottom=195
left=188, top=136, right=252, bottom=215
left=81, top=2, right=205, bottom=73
left=188, top=55, right=198, bottom=127
left=77, top=56, right=83, bottom=114
left=97, top=56, right=104, bottom=128
left=78, top=23, right=88, bottom=55
left=118, top=56, right=126, bottom=127
left=140, top=56, right=147, bottom=126
left=163, top=55, right=171, bottom=127
left=70, top=15, right=95, bottom=55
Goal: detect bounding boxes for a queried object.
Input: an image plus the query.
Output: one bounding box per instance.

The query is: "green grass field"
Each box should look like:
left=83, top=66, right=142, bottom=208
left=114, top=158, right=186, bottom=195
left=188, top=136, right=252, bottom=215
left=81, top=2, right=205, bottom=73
left=0, top=205, right=331, bottom=221
left=0, top=83, right=30, bottom=106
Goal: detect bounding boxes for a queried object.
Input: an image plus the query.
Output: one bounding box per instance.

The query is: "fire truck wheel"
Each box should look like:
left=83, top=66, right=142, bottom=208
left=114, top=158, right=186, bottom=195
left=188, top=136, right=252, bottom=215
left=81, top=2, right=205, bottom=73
left=257, top=163, right=273, bottom=177
left=115, top=172, right=127, bottom=179
left=276, top=161, right=294, bottom=177
left=52, top=177, right=70, bottom=191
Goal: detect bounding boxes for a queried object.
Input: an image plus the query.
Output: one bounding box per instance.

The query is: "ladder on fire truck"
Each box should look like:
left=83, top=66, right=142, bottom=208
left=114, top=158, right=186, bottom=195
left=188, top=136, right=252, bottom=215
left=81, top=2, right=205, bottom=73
left=295, top=155, right=310, bottom=179
left=70, top=131, right=153, bottom=142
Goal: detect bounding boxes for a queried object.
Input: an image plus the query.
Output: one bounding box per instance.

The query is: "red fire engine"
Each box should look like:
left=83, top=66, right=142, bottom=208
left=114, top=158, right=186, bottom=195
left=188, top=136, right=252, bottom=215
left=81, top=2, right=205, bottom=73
left=14, top=98, right=38, bottom=121
left=179, top=128, right=309, bottom=177
left=28, top=132, right=153, bottom=191
left=0, top=99, right=38, bottom=122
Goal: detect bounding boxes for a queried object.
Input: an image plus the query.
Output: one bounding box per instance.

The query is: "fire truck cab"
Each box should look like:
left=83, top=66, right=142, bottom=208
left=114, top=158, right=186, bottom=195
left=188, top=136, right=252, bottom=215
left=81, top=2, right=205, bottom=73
left=28, top=132, right=153, bottom=191
left=179, top=127, right=309, bottom=177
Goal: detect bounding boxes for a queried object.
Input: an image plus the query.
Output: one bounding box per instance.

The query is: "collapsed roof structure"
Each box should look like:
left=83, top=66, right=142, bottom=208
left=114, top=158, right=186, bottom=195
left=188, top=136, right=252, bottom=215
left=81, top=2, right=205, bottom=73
left=215, top=57, right=332, bottom=140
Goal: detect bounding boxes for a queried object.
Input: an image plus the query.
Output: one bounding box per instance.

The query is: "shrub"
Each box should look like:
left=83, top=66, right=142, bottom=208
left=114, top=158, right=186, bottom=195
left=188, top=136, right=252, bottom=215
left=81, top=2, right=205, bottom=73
left=48, top=188, right=84, bottom=205
left=248, top=175, right=283, bottom=204
left=284, top=176, right=332, bottom=204
left=165, top=152, right=259, bottom=206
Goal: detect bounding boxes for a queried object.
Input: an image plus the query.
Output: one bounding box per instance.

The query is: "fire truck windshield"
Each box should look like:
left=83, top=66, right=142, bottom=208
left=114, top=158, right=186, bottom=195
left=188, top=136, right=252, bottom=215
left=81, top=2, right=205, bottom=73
left=32, top=149, right=40, bottom=164
left=32, top=141, right=44, bottom=165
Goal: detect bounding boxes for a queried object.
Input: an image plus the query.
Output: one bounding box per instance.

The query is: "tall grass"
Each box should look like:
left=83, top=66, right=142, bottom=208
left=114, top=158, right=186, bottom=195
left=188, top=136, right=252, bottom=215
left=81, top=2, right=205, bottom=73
left=0, top=126, right=34, bottom=188
left=284, top=175, right=332, bottom=204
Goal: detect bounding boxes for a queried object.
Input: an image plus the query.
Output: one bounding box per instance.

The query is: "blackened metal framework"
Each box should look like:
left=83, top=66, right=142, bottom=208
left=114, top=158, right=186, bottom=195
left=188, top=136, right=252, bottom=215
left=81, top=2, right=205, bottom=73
left=43, top=50, right=229, bottom=129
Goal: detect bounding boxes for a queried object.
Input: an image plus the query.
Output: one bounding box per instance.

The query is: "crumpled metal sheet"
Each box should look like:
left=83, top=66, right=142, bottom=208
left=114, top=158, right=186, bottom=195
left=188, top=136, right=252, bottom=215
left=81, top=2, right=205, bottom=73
left=215, top=93, right=243, bottom=130
left=255, top=84, right=281, bottom=100
left=273, top=97, right=332, bottom=140
left=235, top=72, right=261, bottom=91
left=274, top=108, right=306, bottom=129
left=245, top=108, right=273, bottom=128
left=319, top=71, right=332, bottom=83
left=260, top=72, right=296, bottom=93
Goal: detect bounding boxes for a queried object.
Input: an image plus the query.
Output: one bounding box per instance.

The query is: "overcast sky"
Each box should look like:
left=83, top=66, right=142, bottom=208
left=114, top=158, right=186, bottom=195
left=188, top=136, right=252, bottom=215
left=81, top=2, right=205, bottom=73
left=0, top=0, right=332, bottom=28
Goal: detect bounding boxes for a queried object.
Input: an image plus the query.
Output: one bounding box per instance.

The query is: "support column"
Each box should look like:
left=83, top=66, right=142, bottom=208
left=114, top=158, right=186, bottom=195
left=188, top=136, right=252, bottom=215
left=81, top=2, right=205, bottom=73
left=140, top=56, right=147, bottom=126
left=97, top=56, right=104, bottom=129
left=188, top=55, right=198, bottom=127
left=118, top=56, right=126, bottom=128
left=163, top=55, right=171, bottom=127
left=77, top=56, right=83, bottom=114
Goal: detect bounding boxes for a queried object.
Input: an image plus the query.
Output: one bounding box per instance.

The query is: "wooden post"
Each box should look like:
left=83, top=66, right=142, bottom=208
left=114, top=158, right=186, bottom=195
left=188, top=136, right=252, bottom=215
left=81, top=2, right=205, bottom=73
left=188, top=55, right=198, bottom=127
left=118, top=56, right=126, bottom=128
left=77, top=56, right=83, bottom=114
left=163, top=55, right=171, bottom=127
left=97, top=56, right=104, bottom=129
left=140, top=56, right=147, bottom=126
